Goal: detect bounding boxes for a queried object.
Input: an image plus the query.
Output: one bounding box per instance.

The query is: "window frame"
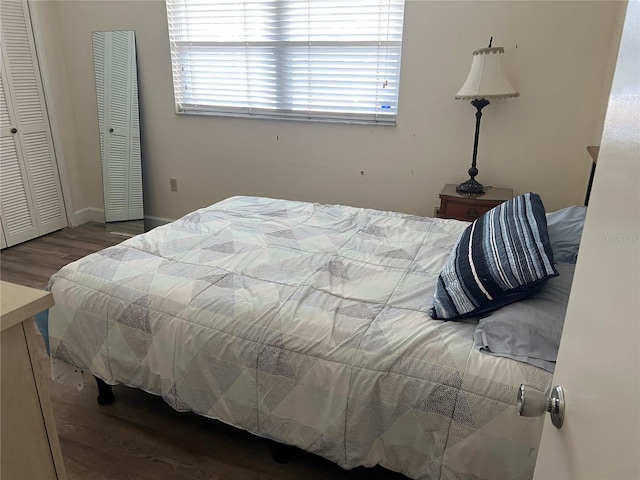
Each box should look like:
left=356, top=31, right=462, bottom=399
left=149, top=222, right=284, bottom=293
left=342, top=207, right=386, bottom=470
left=165, top=0, right=405, bottom=125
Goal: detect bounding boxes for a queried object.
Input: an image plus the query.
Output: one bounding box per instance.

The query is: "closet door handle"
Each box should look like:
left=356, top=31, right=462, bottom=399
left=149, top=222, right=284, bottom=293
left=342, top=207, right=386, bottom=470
left=10, top=128, right=17, bottom=134
left=109, top=128, right=114, bottom=133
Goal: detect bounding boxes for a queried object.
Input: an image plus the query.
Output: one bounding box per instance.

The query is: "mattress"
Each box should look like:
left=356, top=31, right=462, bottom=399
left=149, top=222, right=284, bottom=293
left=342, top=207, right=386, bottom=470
left=46, top=196, right=552, bottom=479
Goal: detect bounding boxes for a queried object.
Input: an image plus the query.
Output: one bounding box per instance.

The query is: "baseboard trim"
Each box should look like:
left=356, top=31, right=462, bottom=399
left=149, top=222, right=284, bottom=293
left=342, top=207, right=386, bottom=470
left=71, top=208, right=104, bottom=227
left=145, top=216, right=174, bottom=230
left=71, top=210, right=174, bottom=231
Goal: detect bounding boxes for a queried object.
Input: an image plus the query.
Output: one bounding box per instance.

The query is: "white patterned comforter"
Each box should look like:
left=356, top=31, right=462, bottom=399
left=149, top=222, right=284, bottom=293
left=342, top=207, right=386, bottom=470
left=47, top=196, right=551, bottom=479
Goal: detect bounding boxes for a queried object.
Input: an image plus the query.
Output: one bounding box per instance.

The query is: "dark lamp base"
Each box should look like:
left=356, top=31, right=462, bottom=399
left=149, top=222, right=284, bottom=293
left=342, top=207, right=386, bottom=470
left=456, top=179, right=486, bottom=194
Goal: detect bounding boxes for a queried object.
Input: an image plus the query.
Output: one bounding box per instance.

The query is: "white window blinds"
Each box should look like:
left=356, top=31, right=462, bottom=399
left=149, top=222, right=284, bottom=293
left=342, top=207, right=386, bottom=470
left=165, top=0, right=405, bottom=125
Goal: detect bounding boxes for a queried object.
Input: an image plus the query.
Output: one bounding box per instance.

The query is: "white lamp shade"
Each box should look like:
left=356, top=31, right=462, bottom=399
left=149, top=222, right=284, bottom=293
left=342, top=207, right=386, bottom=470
left=456, top=46, right=519, bottom=100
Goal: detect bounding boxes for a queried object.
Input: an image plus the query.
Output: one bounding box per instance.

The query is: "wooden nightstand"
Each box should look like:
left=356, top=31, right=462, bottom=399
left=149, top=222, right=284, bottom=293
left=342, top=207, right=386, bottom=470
left=438, top=184, right=513, bottom=221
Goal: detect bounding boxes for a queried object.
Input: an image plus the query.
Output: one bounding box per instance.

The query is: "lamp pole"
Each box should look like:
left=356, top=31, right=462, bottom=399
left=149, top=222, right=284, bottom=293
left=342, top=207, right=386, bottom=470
left=457, top=98, right=490, bottom=193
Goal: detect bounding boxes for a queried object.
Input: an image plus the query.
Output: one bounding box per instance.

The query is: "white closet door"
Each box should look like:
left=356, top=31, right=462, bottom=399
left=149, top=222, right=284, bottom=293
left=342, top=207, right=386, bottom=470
left=105, top=31, right=131, bottom=222
left=93, top=31, right=106, bottom=175
left=92, top=33, right=112, bottom=220
left=0, top=60, right=39, bottom=246
left=0, top=217, right=7, bottom=249
left=0, top=0, right=67, bottom=246
left=97, top=31, right=143, bottom=223
left=128, top=40, right=143, bottom=220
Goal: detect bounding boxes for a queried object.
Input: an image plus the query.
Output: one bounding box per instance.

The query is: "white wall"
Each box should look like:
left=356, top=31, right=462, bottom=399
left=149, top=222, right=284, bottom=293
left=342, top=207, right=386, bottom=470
left=34, top=0, right=624, bottom=222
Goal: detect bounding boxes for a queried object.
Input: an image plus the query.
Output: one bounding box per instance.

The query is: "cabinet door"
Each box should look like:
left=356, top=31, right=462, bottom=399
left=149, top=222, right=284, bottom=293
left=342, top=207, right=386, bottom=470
left=0, top=0, right=67, bottom=244
left=1, top=322, right=59, bottom=479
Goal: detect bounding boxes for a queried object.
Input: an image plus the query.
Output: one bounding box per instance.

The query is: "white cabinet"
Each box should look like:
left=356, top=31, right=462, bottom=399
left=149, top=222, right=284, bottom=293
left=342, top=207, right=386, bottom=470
left=1, top=281, right=67, bottom=479
left=93, top=31, right=143, bottom=223
left=0, top=0, right=67, bottom=248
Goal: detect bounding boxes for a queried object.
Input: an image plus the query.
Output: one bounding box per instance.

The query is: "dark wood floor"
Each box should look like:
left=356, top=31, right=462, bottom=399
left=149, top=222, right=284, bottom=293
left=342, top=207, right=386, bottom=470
left=0, top=223, right=124, bottom=289
left=0, top=224, right=407, bottom=480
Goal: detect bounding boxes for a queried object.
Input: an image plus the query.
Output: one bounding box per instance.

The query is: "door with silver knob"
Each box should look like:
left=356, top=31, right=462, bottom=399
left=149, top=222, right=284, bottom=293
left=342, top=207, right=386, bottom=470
left=533, top=3, right=639, bottom=478
left=0, top=0, right=67, bottom=248
left=517, top=384, right=565, bottom=428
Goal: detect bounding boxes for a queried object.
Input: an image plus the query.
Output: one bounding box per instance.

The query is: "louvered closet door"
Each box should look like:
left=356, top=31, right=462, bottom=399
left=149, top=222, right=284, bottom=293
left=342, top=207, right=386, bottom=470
left=93, top=32, right=108, bottom=209
left=0, top=0, right=67, bottom=247
left=129, top=43, right=143, bottom=220
left=0, top=217, right=7, bottom=248
left=0, top=57, right=39, bottom=246
left=97, top=31, right=143, bottom=223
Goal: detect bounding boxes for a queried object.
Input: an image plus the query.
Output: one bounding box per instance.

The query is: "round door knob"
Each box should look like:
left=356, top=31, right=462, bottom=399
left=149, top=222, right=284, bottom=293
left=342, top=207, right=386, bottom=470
left=517, top=384, right=565, bottom=428
left=109, top=128, right=114, bottom=133
left=10, top=127, right=17, bottom=134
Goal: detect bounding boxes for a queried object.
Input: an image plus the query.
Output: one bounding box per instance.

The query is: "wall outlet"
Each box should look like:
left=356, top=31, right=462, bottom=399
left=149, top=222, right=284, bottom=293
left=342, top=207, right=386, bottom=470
left=170, top=178, right=178, bottom=192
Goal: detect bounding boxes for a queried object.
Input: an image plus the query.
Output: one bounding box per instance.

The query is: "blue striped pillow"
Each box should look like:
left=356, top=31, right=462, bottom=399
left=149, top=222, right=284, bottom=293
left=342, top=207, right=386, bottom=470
left=431, top=193, right=558, bottom=320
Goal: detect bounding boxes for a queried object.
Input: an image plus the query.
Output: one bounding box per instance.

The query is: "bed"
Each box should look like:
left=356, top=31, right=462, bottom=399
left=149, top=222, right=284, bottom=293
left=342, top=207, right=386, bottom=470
left=41, top=193, right=586, bottom=480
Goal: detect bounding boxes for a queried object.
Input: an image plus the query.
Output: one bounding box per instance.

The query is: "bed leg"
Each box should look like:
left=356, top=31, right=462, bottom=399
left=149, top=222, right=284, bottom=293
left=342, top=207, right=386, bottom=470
left=94, top=376, right=115, bottom=405
left=270, top=442, right=295, bottom=464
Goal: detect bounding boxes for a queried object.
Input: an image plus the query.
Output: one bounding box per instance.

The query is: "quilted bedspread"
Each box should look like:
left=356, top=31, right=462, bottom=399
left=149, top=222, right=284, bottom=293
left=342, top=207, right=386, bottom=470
left=47, top=196, right=551, bottom=480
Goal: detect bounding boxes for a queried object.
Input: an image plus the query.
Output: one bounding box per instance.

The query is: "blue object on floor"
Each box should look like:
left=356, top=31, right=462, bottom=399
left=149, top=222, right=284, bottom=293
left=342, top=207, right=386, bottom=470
left=34, top=309, right=50, bottom=355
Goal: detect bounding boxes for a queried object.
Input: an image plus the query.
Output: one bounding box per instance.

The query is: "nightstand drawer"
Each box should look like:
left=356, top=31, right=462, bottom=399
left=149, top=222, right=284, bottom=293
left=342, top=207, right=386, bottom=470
left=438, top=184, right=513, bottom=221
left=441, top=200, right=498, bottom=221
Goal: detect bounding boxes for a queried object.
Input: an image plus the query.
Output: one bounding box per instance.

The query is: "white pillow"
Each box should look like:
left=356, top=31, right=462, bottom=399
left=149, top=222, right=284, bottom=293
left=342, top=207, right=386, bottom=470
left=546, top=206, right=587, bottom=263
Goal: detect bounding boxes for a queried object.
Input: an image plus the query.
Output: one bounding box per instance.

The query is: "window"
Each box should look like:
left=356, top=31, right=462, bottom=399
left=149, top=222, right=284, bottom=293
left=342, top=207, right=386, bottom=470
left=165, top=0, right=405, bottom=125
